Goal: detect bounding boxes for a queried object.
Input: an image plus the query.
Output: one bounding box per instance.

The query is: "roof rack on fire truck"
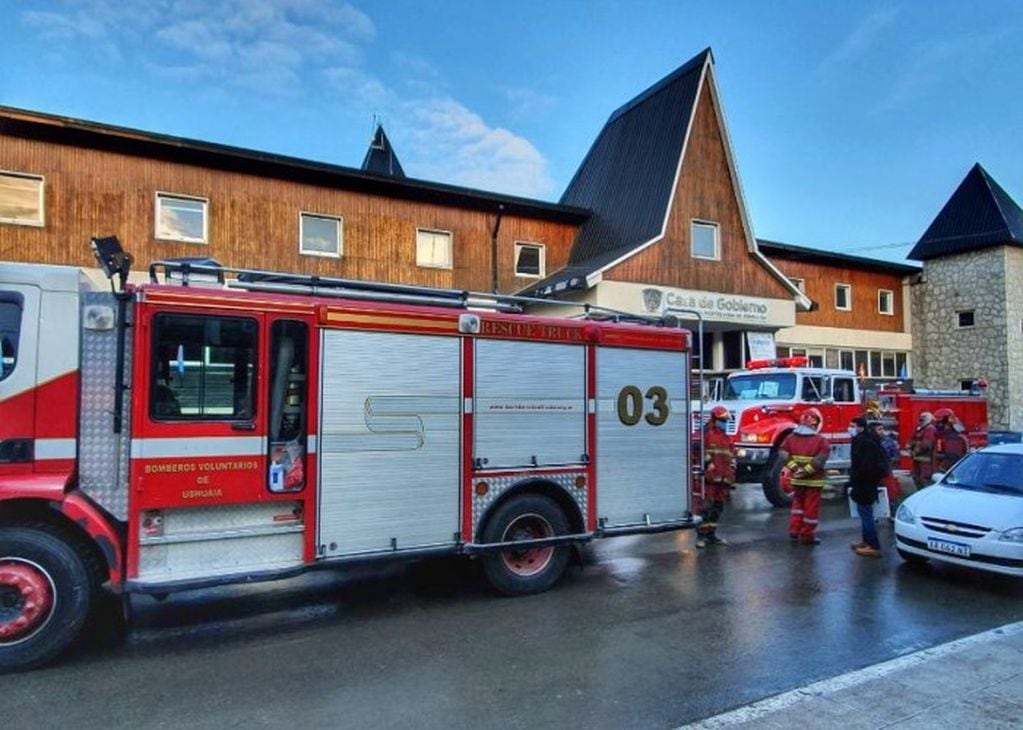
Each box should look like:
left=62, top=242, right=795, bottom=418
left=145, top=255, right=679, bottom=327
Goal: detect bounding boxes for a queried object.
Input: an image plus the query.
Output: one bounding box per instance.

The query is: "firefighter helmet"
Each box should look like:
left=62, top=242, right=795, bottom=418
left=800, top=408, right=823, bottom=432
left=918, top=411, right=934, bottom=425
left=933, top=407, right=956, bottom=423
left=709, top=405, right=730, bottom=421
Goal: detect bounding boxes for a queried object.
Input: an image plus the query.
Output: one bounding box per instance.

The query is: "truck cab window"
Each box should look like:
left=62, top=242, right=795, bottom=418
left=0, top=294, right=23, bottom=381
left=832, top=378, right=855, bottom=403
left=268, top=320, right=308, bottom=492
left=801, top=377, right=825, bottom=402
left=150, top=313, right=257, bottom=420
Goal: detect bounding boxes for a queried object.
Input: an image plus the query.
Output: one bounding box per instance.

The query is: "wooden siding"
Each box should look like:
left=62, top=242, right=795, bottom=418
left=770, top=257, right=908, bottom=332
left=606, top=81, right=791, bottom=300
left=0, top=136, right=576, bottom=293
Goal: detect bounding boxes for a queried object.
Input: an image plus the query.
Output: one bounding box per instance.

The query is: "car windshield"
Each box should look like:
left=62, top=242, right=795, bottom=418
left=723, top=373, right=797, bottom=401
left=943, top=452, right=1023, bottom=496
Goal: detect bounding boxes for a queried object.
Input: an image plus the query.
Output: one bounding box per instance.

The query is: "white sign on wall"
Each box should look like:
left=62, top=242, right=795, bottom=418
left=746, top=331, right=777, bottom=360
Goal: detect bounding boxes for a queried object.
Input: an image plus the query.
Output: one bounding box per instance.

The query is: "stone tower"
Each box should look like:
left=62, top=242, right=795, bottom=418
left=909, top=163, right=1023, bottom=430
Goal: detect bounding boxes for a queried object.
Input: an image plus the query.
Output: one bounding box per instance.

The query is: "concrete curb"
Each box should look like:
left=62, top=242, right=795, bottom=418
left=680, top=620, right=1023, bottom=728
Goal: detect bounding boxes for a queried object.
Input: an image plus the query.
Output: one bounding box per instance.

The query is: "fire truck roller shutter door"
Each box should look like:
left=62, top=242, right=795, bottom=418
left=474, top=339, right=586, bottom=469
left=317, top=330, right=461, bottom=557
left=596, top=347, right=690, bottom=527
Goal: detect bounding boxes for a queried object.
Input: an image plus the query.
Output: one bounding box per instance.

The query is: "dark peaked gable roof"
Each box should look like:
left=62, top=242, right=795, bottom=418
left=361, top=124, right=406, bottom=178
left=909, top=163, right=1023, bottom=261
left=557, top=49, right=710, bottom=276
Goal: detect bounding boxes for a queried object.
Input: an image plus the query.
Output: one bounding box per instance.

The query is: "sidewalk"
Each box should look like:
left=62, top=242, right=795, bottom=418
left=682, top=621, right=1023, bottom=729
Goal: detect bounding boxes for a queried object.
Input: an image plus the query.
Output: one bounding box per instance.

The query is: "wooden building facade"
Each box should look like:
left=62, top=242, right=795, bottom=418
left=0, top=107, right=585, bottom=293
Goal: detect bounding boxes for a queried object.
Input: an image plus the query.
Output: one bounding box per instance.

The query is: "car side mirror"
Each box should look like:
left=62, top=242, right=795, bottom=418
left=930, top=472, right=945, bottom=484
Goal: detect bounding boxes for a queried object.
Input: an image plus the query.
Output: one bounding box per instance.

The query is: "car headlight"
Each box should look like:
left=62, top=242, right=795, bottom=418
left=895, top=503, right=916, bottom=524
left=998, top=527, right=1023, bottom=543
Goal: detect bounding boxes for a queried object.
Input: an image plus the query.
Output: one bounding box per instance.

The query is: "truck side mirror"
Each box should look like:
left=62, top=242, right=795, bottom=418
left=0, top=335, right=15, bottom=378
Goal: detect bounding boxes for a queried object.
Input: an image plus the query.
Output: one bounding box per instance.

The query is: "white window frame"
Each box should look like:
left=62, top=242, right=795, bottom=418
left=956, top=310, right=975, bottom=329
left=415, top=227, right=454, bottom=270
left=0, top=170, right=45, bottom=227
left=299, top=212, right=343, bottom=258
left=789, top=277, right=805, bottom=293
left=690, top=220, right=721, bottom=261
left=155, top=192, right=209, bottom=244
left=877, top=288, right=894, bottom=316
left=513, top=241, right=546, bottom=279
left=834, top=283, right=852, bottom=311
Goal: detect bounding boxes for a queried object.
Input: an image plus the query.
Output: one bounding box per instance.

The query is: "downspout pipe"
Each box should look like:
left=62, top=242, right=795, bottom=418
left=491, top=204, right=504, bottom=293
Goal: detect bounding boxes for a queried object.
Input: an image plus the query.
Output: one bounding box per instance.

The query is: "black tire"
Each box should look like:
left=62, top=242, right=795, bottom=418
left=0, top=525, right=93, bottom=673
left=897, top=548, right=930, bottom=566
left=762, top=451, right=792, bottom=508
left=481, top=494, right=571, bottom=597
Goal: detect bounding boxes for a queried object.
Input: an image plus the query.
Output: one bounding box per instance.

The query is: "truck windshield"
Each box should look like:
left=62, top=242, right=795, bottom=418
left=723, top=373, right=797, bottom=401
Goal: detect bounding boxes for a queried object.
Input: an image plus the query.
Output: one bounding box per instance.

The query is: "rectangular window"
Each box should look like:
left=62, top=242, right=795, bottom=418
left=514, top=242, right=545, bottom=278
left=691, top=220, right=720, bottom=260
left=833, top=378, right=856, bottom=403
left=776, top=346, right=790, bottom=359
left=268, top=320, right=308, bottom=492
left=957, top=310, right=975, bottom=328
left=807, top=349, right=824, bottom=368
left=882, top=351, right=897, bottom=378
left=878, top=289, right=894, bottom=315
left=854, top=350, right=869, bottom=377
left=300, top=213, right=342, bottom=257
left=416, top=228, right=453, bottom=269
left=151, top=314, right=257, bottom=421
left=0, top=292, right=24, bottom=381
left=870, top=351, right=882, bottom=378
left=896, top=352, right=908, bottom=378
left=789, top=277, right=805, bottom=292
left=961, top=379, right=975, bottom=392
left=834, top=283, right=851, bottom=311
left=0, top=171, right=44, bottom=227
left=156, top=193, right=208, bottom=243
left=839, top=350, right=854, bottom=372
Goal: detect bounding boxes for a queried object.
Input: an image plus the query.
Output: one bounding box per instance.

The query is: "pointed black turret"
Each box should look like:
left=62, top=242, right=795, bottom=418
left=361, top=123, right=406, bottom=179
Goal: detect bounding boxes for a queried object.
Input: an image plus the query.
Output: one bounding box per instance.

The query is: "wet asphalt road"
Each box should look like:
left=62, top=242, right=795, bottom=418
left=3, top=484, right=1022, bottom=729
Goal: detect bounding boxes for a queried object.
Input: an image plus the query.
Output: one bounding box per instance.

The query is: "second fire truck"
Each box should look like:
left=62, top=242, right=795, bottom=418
left=0, top=238, right=697, bottom=672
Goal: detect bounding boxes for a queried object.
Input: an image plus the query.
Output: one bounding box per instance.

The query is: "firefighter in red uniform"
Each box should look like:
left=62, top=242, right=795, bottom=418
left=697, top=405, right=736, bottom=548
left=933, top=408, right=968, bottom=473
left=908, top=411, right=936, bottom=488
left=779, top=408, right=830, bottom=545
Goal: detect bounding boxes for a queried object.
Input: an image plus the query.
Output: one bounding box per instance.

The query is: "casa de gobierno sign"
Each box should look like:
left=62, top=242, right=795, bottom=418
left=641, top=287, right=781, bottom=325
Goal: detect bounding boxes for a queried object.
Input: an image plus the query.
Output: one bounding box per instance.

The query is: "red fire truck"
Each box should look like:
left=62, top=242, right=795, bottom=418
left=697, top=358, right=988, bottom=506
left=0, top=238, right=698, bottom=671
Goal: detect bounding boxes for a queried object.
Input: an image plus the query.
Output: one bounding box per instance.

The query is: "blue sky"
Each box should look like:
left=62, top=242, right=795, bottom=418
left=2, top=1, right=1021, bottom=263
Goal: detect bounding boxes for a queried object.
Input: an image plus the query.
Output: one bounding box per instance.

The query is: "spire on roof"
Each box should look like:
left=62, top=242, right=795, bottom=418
left=361, top=123, right=406, bottom=178
left=909, top=163, right=1023, bottom=261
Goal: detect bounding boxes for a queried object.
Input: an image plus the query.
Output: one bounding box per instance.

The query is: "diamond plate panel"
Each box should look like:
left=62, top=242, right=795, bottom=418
left=146, top=501, right=304, bottom=536
left=78, top=292, right=133, bottom=520
left=471, top=471, right=587, bottom=538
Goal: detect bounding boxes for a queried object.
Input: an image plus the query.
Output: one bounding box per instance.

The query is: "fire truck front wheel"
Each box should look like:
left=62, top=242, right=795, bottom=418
left=762, top=452, right=794, bottom=508
left=481, top=494, right=571, bottom=597
left=0, top=525, right=93, bottom=673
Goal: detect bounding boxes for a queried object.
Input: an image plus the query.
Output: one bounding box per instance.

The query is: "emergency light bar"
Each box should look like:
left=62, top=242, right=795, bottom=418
left=745, top=356, right=808, bottom=370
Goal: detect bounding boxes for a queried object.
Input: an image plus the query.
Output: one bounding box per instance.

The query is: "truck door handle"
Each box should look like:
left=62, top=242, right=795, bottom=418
left=231, top=421, right=256, bottom=431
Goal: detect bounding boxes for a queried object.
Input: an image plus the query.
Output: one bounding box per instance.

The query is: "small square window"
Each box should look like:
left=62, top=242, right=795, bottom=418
left=957, top=310, right=975, bottom=328
left=961, top=380, right=975, bottom=392
left=300, top=213, right=342, bottom=258
left=691, top=221, right=720, bottom=260
left=839, top=350, right=854, bottom=371
left=514, top=242, right=545, bottom=278
left=156, top=193, right=208, bottom=243
left=878, top=289, right=894, bottom=315
left=789, top=277, right=805, bottom=293
left=0, top=171, right=44, bottom=227
left=416, top=228, right=453, bottom=269
left=835, top=284, right=851, bottom=311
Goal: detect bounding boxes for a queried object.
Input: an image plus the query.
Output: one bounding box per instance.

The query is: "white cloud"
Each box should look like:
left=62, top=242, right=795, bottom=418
left=820, top=8, right=899, bottom=71
left=20, top=0, right=554, bottom=198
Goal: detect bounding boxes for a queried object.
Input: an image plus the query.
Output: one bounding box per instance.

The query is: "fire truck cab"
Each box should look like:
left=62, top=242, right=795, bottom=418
left=700, top=357, right=862, bottom=506
left=0, top=238, right=697, bottom=672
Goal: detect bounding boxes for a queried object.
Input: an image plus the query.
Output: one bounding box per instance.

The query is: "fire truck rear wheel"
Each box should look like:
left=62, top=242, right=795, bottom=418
left=0, top=525, right=93, bottom=673
left=762, top=452, right=793, bottom=508
left=481, top=494, right=571, bottom=597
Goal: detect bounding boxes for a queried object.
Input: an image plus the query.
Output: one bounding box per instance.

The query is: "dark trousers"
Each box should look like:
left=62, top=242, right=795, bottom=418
left=857, top=503, right=880, bottom=549
left=699, top=500, right=724, bottom=537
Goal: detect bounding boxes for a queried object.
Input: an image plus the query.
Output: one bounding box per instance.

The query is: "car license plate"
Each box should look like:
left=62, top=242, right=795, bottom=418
left=927, top=537, right=971, bottom=558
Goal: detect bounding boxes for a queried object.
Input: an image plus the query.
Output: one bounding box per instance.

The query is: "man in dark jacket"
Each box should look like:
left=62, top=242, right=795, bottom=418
left=849, top=417, right=889, bottom=558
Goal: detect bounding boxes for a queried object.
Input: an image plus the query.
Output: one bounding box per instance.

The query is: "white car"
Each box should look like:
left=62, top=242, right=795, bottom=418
left=894, top=443, right=1023, bottom=577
